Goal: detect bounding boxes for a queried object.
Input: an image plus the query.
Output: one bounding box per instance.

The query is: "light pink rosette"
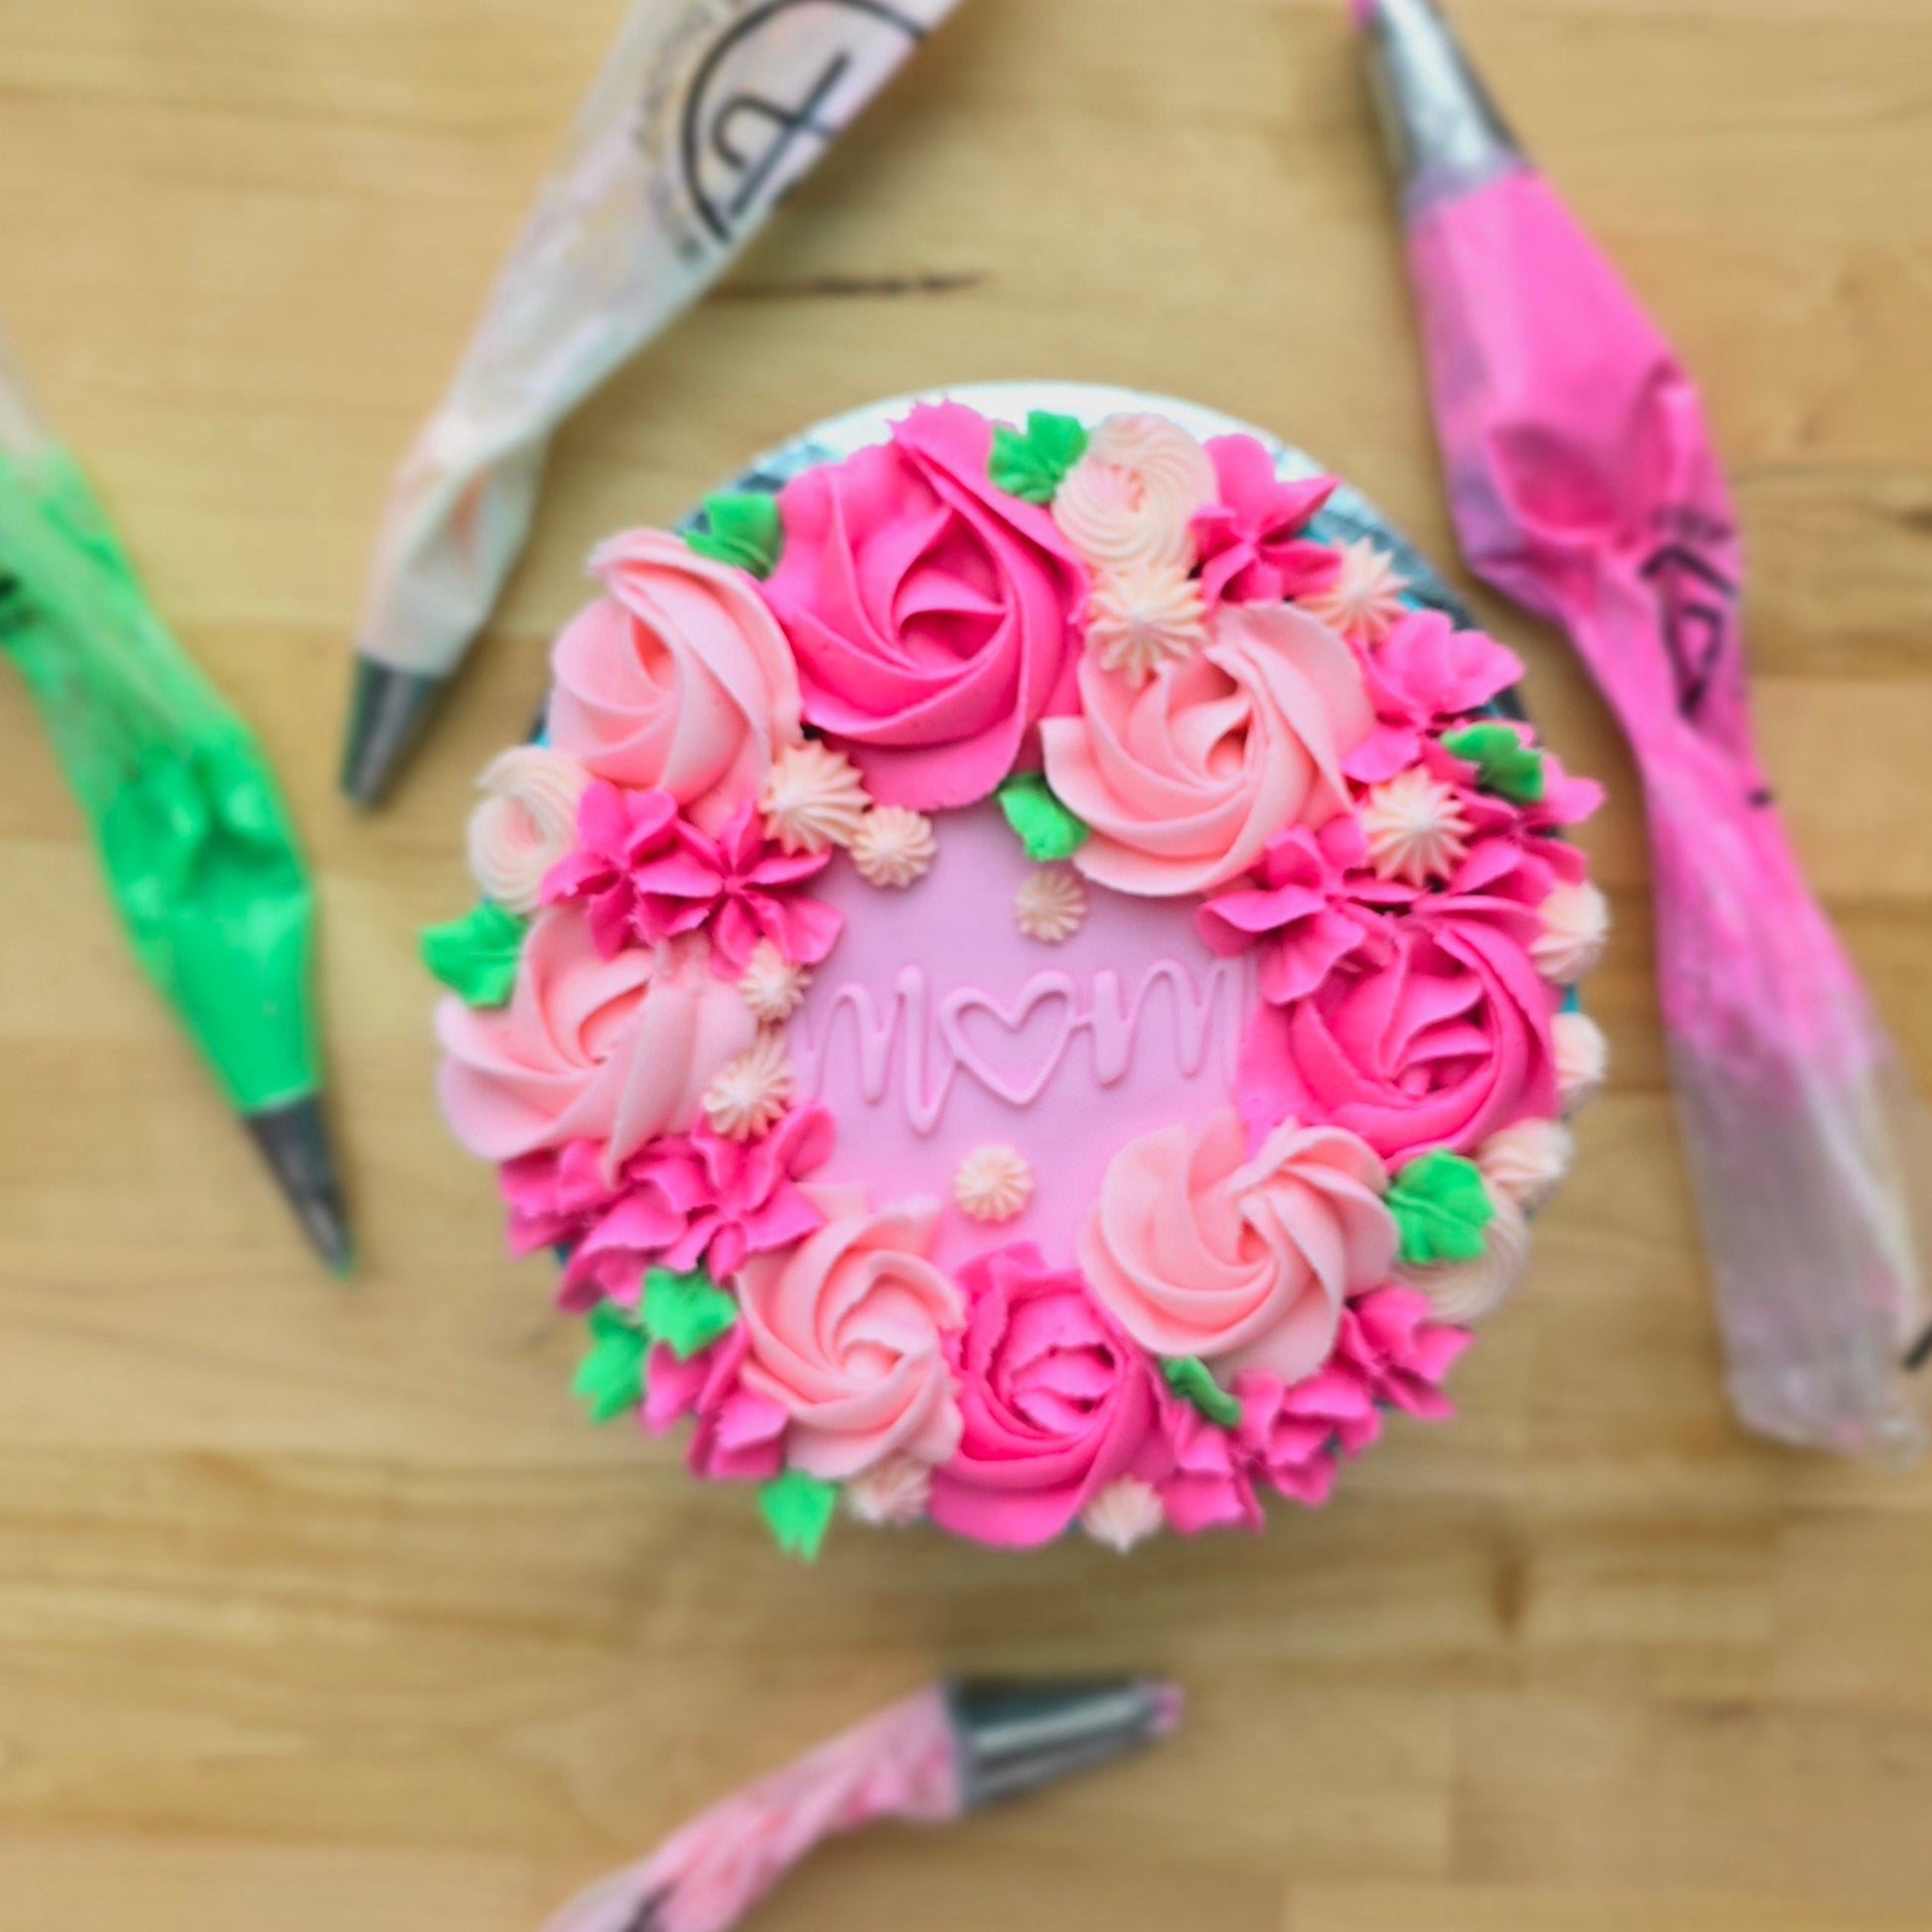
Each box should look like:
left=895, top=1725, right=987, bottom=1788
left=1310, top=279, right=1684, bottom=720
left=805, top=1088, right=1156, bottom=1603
left=1040, top=602, right=1373, bottom=897
left=736, top=1184, right=966, bottom=1480
left=1079, top=1109, right=1397, bottom=1384
left=435, top=911, right=757, bottom=1169
left=1236, top=876, right=1561, bottom=1165
left=926, top=1243, right=1168, bottom=1549
left=1050, top=413, right=1217, bottom=575
left=546, top=529, right=803, bottom=832
left=760, top=401, right=1089, bottom=811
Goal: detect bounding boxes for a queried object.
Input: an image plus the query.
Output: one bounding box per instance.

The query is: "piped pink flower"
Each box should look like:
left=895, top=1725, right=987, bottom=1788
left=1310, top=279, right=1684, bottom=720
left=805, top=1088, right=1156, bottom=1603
left=1194, top=817, right=1399, bottom=1006
left=539, top=781, right=684, bottom=959
left=642, top=1324, right=788, bottom=1482
left=649, top=1106, right=836, bottom=1280
left=1158, top=1286, right=1468, bottom=1534
left=1188, top=436, right=1341, bottom=608
left=1344, top=611, right=1525, bottom=783
left=546, top=784, right=843, bottom=979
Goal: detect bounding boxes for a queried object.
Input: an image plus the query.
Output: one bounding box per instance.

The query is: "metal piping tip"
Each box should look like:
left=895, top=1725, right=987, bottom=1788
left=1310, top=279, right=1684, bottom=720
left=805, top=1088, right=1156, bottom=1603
left=242, top=1093, right=353, bottom=1275
left=945, top=1677, right=1181, bottom=1810
left=1351, top=0, right=1525, bottom=212
left=339, top=656, right=446, bottom=806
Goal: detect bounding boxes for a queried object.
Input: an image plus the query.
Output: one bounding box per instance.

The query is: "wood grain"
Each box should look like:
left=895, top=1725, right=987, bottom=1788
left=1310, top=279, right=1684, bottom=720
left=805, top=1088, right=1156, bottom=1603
left=3, top=2, right=1932, bottom=1927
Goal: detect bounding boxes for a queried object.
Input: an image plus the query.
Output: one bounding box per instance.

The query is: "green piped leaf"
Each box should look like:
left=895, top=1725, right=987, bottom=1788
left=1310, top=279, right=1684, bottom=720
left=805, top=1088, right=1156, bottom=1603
left=1387, top=1150, right=1495, bottom=1267
left=996, top=770, right=1089, bottom=862
left=686, top=492, right=783, bottom=577
left=759, top=1469, right=840, bottom=1560
left=640, top=1264, right=738, bottom=1362
left=1162, top=1355, right=1243, bottom=1430
left=988, top=411, right=1089, bottom=505
left=1440, top=722, right=1547, bottom=804
left=421, top=900, right=527, bottom=1007
left=572, top=1303, right=647, bottom=1425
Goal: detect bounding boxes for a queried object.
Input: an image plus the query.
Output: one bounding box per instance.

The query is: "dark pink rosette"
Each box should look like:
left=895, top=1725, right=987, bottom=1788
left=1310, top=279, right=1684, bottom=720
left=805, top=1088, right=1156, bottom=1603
left=761, top=401, right=1090, bottom=811
left=927, top=1243, right=1169, bottom=1549
left=1236, top=859, right=1561, bottom=1166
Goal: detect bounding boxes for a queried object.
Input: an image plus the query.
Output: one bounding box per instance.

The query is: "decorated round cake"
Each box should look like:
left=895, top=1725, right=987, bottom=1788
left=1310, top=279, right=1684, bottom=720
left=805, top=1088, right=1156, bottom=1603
left=426, top=383, right=1608, bottom=1557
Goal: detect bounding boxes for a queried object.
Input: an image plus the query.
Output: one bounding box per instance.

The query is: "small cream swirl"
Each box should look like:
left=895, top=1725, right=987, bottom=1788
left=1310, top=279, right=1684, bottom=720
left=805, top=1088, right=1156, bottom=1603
left=953, top=1145, right=1035, bottom=1223
left=1300, top=537, right=1408, bottom=645
left=1052, top=413, right=1217, bottom=576
left=1532, top=881, right=1610, bottom=986
left=845, top=1454, right=933, bottom=1527
left=701, top=1032, right=794, bottom=1142
left=1399, top=1191, right=1530, bottom=1324
left=759, top=739, right=872, bottom=856
left=850, top=805, right=936, bottom=889
left=1477, top=1117, right=1574, bottom=1214
left=1361, top=765, right=1472, bottom=887
left=466, top=747, right=591, bottom=913
left=1553, top=1011, right=1608, bottom=1115
left=1085, top=561, right=1207, bottom=685
left=1080, top=1475, right=1166, bottom=1554
left=1014, top=867, right=1087, bottom=944
left=737, top=938, right=811, bottom=1025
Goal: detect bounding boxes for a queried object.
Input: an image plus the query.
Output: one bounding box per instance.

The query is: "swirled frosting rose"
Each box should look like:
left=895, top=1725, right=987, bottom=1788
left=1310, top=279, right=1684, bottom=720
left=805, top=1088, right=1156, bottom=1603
left=761, top=401, right=1089, bottom=811
left=1079, top=1109, right=1397, bottom=1384
left=737, top=1185, right=966, bottom=1479
left=1040, top=602, right=1372, bottom=897
left=467, top=747, right=591, bottom=913
left=546, top=529, right=803, bottom=832
left=1237, top=892, right=1560, bottom=1165
left=435, top=911, right=757, bottom=1167
left=1051, top=413, right=1217, bottom=575
left=926, top=1243, right=1166, bottom=1548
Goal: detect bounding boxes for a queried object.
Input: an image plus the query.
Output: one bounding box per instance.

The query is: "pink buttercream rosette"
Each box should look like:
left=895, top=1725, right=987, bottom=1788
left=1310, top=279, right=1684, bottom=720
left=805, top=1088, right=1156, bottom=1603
left=428, top=398, right=1604, bottom=1557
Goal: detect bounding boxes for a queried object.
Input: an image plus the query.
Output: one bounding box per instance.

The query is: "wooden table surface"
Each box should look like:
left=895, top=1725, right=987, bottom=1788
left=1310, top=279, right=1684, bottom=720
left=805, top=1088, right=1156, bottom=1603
left=5, top=2, right=1932, bottom=1927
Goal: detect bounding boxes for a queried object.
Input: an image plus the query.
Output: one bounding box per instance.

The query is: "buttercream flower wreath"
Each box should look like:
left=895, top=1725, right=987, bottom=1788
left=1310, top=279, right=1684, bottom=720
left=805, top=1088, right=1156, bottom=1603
left=427, top=387, right=1608, bottom=1558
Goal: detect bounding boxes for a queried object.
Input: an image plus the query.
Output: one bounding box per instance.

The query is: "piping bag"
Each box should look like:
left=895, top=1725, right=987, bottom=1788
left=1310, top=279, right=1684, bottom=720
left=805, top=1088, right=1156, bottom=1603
left=342, top=0, right=962, bottom=805
left=1353, top=0, right=1932, bottom=1456
left=535, top=1677, right=1179, bottom=1932
left=0, top=326, right=350, bottom=1273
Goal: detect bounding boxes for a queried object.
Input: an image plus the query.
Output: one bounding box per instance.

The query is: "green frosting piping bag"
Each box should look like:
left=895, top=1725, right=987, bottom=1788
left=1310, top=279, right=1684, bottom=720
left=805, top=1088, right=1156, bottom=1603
left=0, top=332, right=350, bottom=1273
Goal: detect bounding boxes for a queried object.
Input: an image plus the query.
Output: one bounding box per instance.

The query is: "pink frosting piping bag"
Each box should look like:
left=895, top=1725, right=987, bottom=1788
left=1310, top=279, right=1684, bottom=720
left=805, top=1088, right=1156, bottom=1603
left=536, top=1677, right=1181, bottom=1932
left=1353, top=0, right=1932, bottom=1457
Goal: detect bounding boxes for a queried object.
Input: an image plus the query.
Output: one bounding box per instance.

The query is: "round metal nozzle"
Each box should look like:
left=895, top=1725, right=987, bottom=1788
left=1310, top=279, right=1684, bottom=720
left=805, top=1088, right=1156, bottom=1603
left=339, top=656, right=446, bottom=806
left=1353, top=0, right=1525, bottom=212
left=243, top=1093, right=353, bottom=1276
left=945, top=1676, right=1180, bottom=1811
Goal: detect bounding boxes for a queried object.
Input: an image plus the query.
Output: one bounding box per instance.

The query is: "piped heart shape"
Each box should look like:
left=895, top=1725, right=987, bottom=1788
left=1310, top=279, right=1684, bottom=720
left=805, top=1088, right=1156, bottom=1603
left=937, top=975, right=1080, bottom=1110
